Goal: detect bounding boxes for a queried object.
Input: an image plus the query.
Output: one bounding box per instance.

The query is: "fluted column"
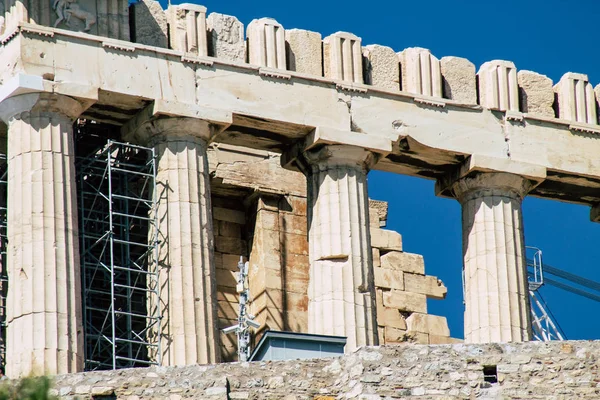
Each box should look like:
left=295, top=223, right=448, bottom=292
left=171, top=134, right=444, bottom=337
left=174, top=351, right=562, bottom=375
left=451, top=172, right=532, bottom=343
left=299, top=144, right=378, bottom=351
left=149, top=119, right=219, bottom=366
left=0, top=93, right=84, bottom=377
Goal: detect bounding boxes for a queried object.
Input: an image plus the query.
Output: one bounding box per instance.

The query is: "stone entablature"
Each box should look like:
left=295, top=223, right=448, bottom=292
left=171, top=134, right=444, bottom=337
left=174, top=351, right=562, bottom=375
left=2, top=13, right=600, bottom=207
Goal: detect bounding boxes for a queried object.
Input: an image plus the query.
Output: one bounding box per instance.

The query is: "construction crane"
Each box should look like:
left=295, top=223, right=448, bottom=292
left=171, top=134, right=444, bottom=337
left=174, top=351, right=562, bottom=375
left=526, top=246, right=600, bottom=341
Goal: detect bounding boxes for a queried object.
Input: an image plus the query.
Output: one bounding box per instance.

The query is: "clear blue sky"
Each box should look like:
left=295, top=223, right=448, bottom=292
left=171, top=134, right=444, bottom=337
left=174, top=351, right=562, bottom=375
left=163, top=0, right=600, bottom=339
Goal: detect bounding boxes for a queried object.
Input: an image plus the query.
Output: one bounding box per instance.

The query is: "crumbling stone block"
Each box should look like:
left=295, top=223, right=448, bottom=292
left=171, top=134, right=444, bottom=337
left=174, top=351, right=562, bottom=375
left=406, top=313, right=450, bottom=337
left=374, top=267, right=404, bottom=290
left=403, top=273, right=447, bottom=299
left=440, top=56, right=476, bottom=103
left=518, top=70, right=554, bottom=117
left=285, top=28, right=322, bottom=75
left=363, top=44, right=399, bottom=91
left=382, top=290, right=427, bottom=313
left=380, top=251, right=424, bottom=274
left=130, top=0, right=167, bottom=48
left=370, top=229, right=402, bottom=251
left=207, top=13, right=245, bottom=62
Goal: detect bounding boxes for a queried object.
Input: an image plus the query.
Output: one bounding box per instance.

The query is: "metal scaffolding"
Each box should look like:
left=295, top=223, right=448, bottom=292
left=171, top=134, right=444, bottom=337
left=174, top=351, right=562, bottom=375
left=526, top=247, right=564, bottom=341
left=77, top=140, right=160, bottom=370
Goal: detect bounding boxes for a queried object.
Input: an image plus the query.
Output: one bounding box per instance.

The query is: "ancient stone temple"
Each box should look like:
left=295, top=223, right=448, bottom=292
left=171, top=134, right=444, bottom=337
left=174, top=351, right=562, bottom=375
left=0, top=0, right=599, bottom=384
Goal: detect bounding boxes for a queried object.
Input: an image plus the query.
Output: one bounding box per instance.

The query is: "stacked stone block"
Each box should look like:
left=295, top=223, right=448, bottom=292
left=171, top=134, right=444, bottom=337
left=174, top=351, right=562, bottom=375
left=368, top=201, right=457, bottom=345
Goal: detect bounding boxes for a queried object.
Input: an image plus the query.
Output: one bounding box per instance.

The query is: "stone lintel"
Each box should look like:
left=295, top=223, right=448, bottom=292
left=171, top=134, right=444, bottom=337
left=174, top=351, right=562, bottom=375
left=435, top=154, right=547, bottom=199
left=121, top=100, right=232, bottom=144
left=281, top=126, right=392, bottom=171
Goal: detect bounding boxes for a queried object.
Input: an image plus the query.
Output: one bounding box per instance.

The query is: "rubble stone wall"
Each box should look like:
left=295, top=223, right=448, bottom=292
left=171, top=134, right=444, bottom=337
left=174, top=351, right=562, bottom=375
left=50, top=341, right=600, bottom=399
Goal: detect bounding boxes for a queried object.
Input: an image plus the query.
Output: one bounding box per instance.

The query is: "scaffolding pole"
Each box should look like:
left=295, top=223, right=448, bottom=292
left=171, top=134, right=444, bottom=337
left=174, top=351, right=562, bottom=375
left=77, top=140, right=160, bottom=370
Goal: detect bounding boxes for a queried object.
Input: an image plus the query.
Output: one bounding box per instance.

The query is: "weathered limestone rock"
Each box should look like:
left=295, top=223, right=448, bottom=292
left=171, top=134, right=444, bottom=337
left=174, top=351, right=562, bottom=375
left=384, top=326, right=409, bottom=343
left=0, top=93, right=85, bottom=378
left=517, top=70, right=554, bottom=117
left=130, top=0, right=168, bottom=48
left=374, top=267, right=404, bottom=290
left=167, top=3, right=208, bottom=56
left=406, top=313, right=450, bottom=336
left=323, top=32, right=363, bottom=83
left=376, top=306, right=407, bottom=330
left=398, top=47, right=442, bottom=97
left=478, top=60, right=519, bottom=112
left=554, top=72, right=597, bottom=124
left=380, top=251, right=424, bottom=274
left=362, top=45, right=400, bottom=91
left=440, top=56, right=477, bottom=103
left=403, top=273, right=447, bottom=299
left=370, top=229, right=402, bottom=251
left=300, top=145, right=378, bottom=350
left=382, top=290, right=427, bottom=313
left=368, top=199, right=388, bottom=227
left=450, top=172, right=533, bottom=343
left=207, top=13, right=245, bottom=62
left=285, top=29, right=322, bottom=76
left=247, top=18, right=286, bottom=69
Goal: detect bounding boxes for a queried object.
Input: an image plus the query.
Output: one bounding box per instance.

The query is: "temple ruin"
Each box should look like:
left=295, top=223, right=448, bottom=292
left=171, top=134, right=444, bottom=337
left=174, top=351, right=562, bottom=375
left=0, top=0, right=599, bottom=381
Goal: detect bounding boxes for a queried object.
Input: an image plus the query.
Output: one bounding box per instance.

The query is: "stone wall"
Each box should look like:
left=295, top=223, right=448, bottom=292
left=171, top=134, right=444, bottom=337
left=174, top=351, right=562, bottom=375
left=208, top=144, right=456, bottom=361
left=50, top=340, right=600, bottom=399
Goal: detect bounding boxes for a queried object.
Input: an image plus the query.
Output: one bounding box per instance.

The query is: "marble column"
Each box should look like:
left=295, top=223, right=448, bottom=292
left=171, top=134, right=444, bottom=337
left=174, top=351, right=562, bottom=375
left=0, top=93, right=84, bottom=377
left=451, top=172, right=532, bottom=343
left=149, top=119, right=219, bottom=366
left=299, top=144, right=378, bottom=351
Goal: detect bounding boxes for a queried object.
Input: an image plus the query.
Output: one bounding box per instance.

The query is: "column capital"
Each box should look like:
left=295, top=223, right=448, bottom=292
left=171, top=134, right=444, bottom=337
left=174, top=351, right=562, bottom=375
left=0, top=74, right=97, bottom=123
left=450, top=172, right=534, bottom=203
left=121, top=100, right=232, bottom=145
left=281, top=126, right=392, bottom=172
left=435, top=154, right=546, bottom=202
left=0, top=92, right=85, bottom=123
left=301, top=144, right=380, bottom=173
